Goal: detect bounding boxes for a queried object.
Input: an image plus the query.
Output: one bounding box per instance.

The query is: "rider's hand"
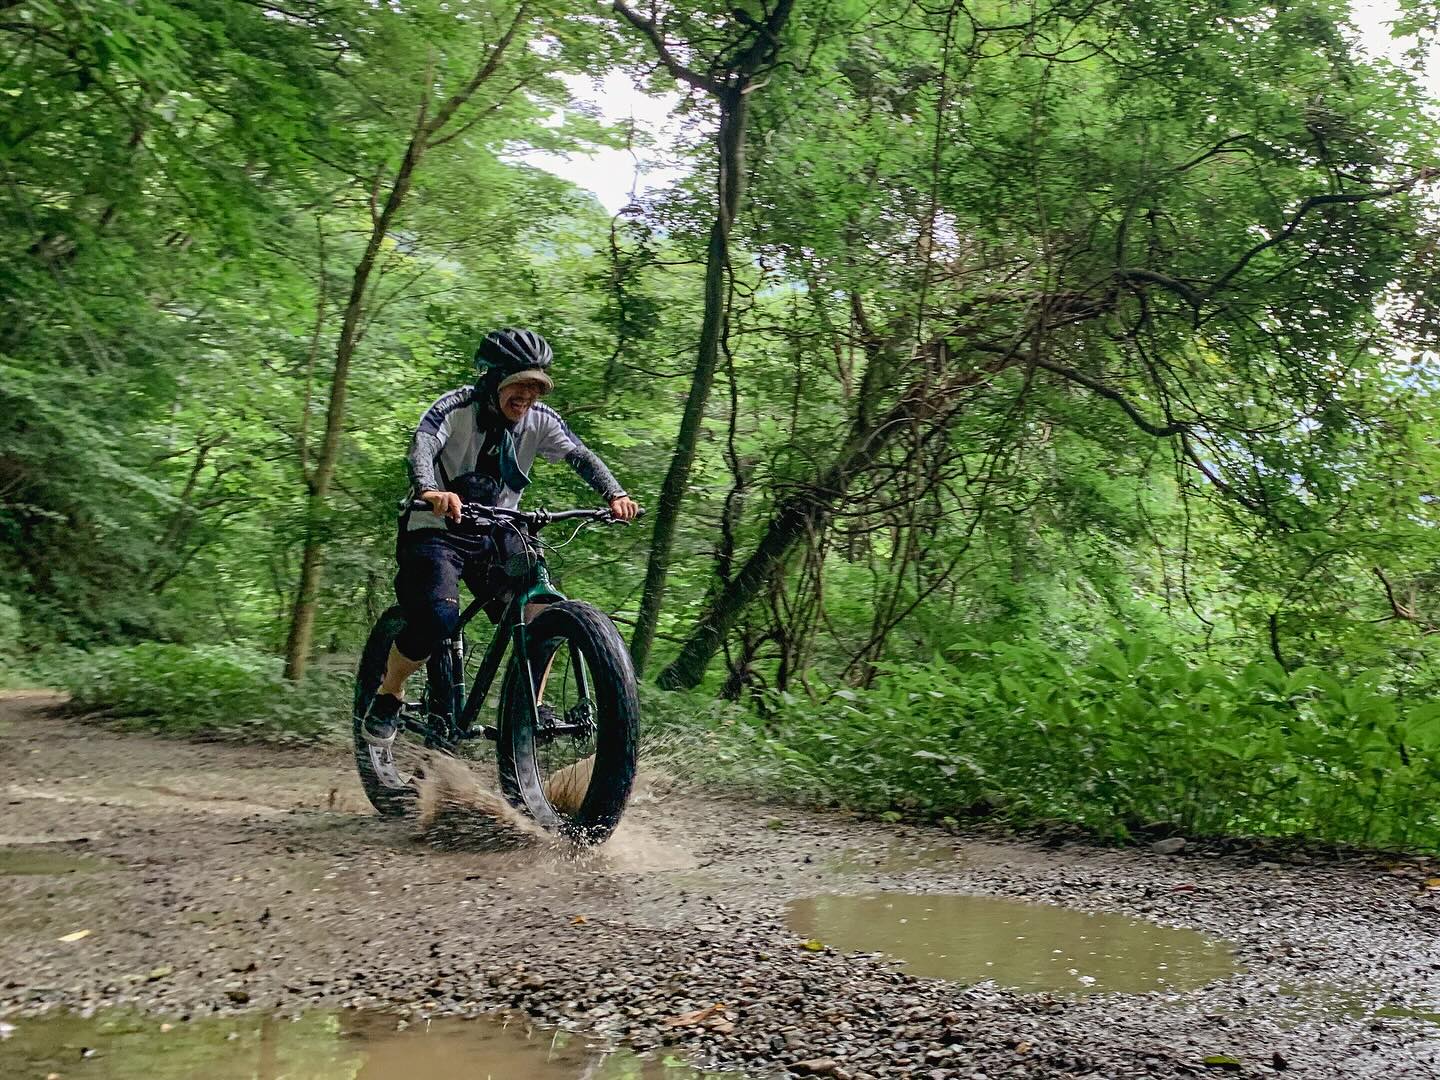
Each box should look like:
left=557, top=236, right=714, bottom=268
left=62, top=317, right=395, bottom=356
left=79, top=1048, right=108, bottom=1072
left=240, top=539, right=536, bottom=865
left=609, top=495, right=640, bottom=521
left=421, top=489, right=463, bottom=523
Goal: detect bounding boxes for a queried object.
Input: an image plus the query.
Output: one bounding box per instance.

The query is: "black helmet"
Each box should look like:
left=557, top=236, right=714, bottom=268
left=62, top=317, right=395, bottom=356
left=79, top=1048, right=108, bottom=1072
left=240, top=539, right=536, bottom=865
left=474, top=328, right=553, bottom=376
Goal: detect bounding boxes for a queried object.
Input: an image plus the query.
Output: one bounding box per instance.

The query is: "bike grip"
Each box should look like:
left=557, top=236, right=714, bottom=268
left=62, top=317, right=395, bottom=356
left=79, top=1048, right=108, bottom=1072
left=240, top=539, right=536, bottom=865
left=407, top=499, right=432, bottom=512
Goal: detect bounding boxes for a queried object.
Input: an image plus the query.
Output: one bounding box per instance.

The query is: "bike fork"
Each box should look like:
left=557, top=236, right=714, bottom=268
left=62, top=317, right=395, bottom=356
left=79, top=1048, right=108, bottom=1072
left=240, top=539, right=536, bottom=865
left=447, top=636, right=465, bottom=731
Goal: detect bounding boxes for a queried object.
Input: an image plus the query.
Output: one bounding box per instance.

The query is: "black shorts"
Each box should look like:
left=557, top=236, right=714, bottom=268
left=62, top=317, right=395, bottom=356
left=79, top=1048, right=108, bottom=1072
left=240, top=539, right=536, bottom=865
left=392, top=528, right=516, bottom=659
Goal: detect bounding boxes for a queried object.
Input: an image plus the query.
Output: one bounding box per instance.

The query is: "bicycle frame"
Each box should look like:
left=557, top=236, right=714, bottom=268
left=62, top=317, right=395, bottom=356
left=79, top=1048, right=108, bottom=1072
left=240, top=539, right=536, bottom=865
left=454, top=553, right=568, bottom=734
left=396, top=500, right=624, bottom=754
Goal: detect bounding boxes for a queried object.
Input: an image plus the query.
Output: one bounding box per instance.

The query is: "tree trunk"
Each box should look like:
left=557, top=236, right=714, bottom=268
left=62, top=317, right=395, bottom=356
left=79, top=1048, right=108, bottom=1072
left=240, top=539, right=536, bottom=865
left=629, top=91, right=748, bottom=675
left=657, top=399, right=902, bottom=690
left=282, top=121, right=427, bottom=680
left=658, top=353, right=1018, bottom=690
left=280, top=8, right=530, bottom=679
left=277, top=8, right=532, bottom=679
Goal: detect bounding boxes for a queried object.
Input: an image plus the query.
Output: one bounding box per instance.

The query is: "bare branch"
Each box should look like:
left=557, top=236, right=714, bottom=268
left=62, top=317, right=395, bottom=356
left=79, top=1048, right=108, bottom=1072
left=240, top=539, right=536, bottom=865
left=1208, top=169, right=1438, bottom=297
left=1114, top=267, right=1203, bottom=312
left=1030, top=356, right=1188, bottom=437
left=1374, top=567, right=1440, bottom=634
left=612, top=1, right=726, bottom=94
left=423, top=3, right=532, bottom=141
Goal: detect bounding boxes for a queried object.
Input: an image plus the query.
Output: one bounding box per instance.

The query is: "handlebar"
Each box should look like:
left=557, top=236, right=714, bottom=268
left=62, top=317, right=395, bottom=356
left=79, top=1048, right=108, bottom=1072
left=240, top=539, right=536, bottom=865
left=405, top=499, right=644, bottom=530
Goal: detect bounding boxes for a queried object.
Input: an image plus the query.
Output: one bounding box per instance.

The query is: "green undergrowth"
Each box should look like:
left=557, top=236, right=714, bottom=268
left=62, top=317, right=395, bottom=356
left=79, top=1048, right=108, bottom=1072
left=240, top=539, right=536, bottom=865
left=51, top=643, right=347, bottom=743
left=649, top=636, right=1440, bottom=854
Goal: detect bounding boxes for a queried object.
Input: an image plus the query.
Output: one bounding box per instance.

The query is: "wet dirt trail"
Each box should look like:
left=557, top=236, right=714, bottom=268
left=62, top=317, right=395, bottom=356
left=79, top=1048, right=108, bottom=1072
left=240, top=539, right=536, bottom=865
left=1, top=692, right=1437, bottom=1078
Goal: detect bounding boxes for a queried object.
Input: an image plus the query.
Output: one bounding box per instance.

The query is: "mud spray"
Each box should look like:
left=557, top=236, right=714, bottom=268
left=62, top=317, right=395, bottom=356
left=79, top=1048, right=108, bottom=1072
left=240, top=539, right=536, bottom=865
left=412, top=734, right=697, bottom=867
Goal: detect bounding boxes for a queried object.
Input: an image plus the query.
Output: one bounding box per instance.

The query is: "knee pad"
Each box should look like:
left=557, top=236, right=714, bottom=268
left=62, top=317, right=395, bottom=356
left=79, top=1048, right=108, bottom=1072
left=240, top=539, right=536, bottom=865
left=395, top=597, right=460, bottom=660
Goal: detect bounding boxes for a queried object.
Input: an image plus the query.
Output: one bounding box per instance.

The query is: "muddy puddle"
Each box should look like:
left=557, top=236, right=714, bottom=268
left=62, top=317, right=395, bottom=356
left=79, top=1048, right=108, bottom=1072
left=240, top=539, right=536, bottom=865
left=787, top=892, right=1237, bottom=995
left=0, top=847, right=110, bottom=876
left=0, top=1009, right=735, bottom=1079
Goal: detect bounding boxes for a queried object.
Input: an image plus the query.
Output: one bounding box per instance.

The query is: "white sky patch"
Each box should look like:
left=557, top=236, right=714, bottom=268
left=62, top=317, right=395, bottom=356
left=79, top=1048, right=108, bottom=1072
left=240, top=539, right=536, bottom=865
left=1353, top=0, right=1440, bottom=97
left=525, top=71, right=685, bottom=214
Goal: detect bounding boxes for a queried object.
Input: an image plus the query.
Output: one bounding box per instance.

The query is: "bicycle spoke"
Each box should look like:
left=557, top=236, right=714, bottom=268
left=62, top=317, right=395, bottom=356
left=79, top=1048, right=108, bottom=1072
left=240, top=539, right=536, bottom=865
left=535, top=641, right=600, bottom=818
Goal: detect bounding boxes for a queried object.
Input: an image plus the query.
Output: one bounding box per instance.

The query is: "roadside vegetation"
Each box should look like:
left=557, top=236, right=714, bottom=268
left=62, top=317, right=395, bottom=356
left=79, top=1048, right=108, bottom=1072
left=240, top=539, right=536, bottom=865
left=52, top=644, right=344, bottom=743
left=660, top=634, right=1440, bottom=852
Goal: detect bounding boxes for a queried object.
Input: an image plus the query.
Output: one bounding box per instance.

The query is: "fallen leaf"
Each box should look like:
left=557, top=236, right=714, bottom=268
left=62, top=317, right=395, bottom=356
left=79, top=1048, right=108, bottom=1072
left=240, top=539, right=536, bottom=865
left=1015, top=1041, right=1032, bottom=1054
left=801, top=938, right=825, bottom=952
left=1424, top=878, right=1440, bottom=891
left=661, top=1003, right=726, bottom=1028
left=146, top=966, right=173, bottom=982
left=57, top=929, right=90, bottom=942
left=571, top=915, right=588, bottom=925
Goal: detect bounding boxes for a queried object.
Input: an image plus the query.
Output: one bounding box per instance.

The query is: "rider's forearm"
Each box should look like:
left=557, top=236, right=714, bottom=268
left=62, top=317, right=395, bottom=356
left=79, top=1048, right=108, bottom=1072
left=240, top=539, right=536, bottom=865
left=407, top=431, right=444, bottom=493
left=565, top=446, right=626, bottom=501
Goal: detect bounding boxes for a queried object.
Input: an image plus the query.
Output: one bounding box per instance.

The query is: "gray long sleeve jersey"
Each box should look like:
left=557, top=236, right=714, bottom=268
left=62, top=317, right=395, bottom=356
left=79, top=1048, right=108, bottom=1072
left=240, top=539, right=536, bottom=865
left=405, top=386, right=626, bottom=532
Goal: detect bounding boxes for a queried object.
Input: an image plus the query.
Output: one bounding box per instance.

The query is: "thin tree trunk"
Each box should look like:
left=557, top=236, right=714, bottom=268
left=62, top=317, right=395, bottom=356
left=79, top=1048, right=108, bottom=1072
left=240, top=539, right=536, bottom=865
left=658, top=354, right=1017, bottom=690
left=282, top=6, right=529, bottom=679
left=629, top=92, right=747, bottom=674
left=613, top=0, right=794, bottom=677
left=283, top=120, right=427, bottom=680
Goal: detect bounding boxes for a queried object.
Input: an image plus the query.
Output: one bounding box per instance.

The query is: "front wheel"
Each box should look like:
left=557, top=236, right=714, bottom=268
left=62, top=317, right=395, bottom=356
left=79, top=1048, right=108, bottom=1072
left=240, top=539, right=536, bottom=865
left=496, top=600, right=639, bottom=844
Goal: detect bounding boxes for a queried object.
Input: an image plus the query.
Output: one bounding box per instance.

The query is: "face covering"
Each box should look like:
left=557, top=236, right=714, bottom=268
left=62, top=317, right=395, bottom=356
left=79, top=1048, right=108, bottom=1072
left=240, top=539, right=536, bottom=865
left=474, top=367, right=532, bottom=491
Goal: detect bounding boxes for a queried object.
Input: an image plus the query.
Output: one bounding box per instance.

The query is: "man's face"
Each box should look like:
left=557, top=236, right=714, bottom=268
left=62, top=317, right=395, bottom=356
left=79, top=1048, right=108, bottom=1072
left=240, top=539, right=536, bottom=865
left=498, top=381, right=546, bottom=423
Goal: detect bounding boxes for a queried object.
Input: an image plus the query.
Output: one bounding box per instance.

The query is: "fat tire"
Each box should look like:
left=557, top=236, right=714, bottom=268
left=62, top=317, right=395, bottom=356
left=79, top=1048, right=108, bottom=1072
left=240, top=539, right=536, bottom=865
left=496, top=600, right=639, bottom=844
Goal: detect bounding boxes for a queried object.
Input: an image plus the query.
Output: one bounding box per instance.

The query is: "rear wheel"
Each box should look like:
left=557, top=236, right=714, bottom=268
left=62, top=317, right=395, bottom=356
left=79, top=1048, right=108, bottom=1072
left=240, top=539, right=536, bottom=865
left=496, top=600, right=638, bottom=844
left=353, top=607, right=455, bottom=817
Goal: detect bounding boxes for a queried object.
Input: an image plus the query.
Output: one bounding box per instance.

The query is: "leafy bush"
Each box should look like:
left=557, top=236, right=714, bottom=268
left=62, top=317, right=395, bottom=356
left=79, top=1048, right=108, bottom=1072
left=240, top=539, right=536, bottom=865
left=689, top=634, right=1440, bottom=853
left=55, top=643, right=348, bottom=743
left=0, top=591, right=33, bottom=688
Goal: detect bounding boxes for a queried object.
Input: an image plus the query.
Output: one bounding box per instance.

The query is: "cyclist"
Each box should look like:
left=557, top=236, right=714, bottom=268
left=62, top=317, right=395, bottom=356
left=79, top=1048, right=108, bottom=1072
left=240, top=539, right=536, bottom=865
left=362, top=328, right=639, bottom=747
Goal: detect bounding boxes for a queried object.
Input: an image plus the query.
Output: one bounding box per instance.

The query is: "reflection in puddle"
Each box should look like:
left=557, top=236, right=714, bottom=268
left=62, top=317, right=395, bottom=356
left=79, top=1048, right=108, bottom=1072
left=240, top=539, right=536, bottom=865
left=0, top=1010, right=735, bottom=1079
left=786, top=892, right=1237, bottom=995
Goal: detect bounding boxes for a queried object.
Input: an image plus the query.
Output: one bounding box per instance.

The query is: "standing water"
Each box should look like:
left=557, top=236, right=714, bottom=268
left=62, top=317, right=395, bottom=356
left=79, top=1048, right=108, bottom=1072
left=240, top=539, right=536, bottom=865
left=786, top=892, right=1238, bottom=995
left=0, top=1009, right=736, bottom=1079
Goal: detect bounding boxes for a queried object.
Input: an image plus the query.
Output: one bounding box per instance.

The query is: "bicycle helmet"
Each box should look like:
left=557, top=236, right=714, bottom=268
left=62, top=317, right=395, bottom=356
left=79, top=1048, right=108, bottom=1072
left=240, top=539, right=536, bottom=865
left=474, top=328, right=554, bottom=392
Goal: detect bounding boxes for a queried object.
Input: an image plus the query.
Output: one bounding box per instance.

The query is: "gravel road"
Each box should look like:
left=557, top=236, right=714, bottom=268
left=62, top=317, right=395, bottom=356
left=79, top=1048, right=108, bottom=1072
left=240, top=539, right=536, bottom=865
left=1, top=691, right=1437, bottom=1078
